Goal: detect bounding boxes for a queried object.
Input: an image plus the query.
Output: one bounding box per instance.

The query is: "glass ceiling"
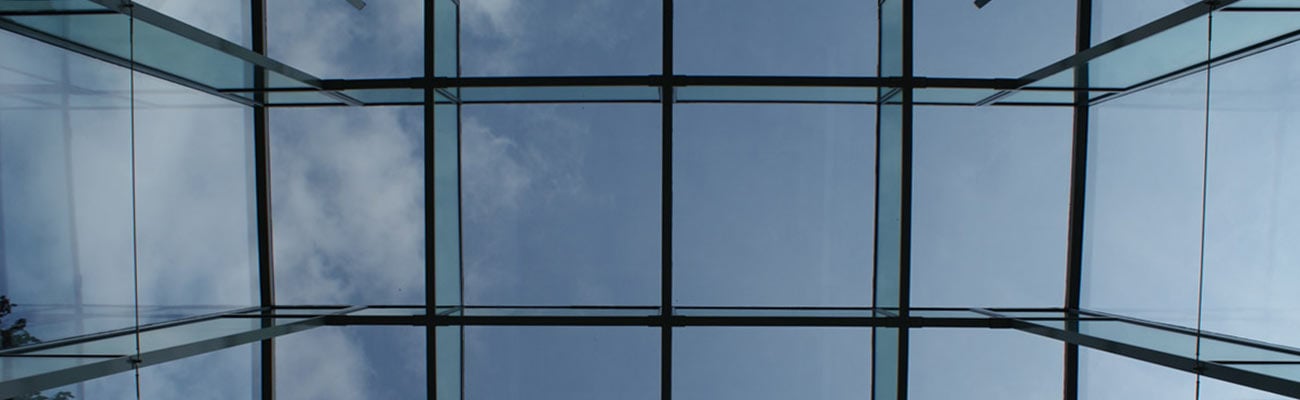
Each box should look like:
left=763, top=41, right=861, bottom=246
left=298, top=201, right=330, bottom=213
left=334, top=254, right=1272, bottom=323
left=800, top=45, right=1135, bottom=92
left=3, top=0, right=1300, bottom=398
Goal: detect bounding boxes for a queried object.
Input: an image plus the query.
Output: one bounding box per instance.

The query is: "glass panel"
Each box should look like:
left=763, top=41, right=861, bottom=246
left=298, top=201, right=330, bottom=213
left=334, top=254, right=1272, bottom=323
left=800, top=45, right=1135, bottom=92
left=876, top=101, right=902, bottom=309
left=268, top=0, right=422, bottom=79
left=2, top=3, right=317, bottom=92
left=434, top=104, right=459, bottom=307
left=435, top=326, right=460, bottom=400
left=279, top=326, right=426, bottom=399
left=675, top=327, right=870, bottom=399
left=1200, top=338, right=1300, bottom=363
left=460, top=0, right=660, bottom=76
left=911, top=106, right=1070, bottom=307
left=1030, top=5, right=1300, bottom=92
left=1092, top=0, right=1189, bottom=44
left=30, top=317, right=309, bottom=356
left=873, top=327, right=898, bottom=400
left=138, top=342, right=258, bottom=398
left=1200, top=375, right=1292, bottom=399
left=460, top=307, right=656, bottom=317
left=1088, top=16, right=1208, bottom=89
left=1037, top=318, right=1300, bottom=363
left=271, top=106, right=425, bottom=305
left=0, top=27, right=136, bottom=344
left=458, top=86, right=659, bottom=103
left=909, top=329, right=1062, bottom=400
left=1201, top=39, right=1300, bottom=349
left=880, top=0, right=903, bottom=77
left=465, top=327, right=657, bottom=399
left=1210, top=7, right=1300, bottom=62
left=433, top=0, right=457, bottom=78
left=133, top=0, right=249, bottom=47
left=461, top=104, right=659, bottom=306
left=675, top=104, right=873, bottom=306
left=132, top=71, right=257, bottom=316
left=676, top=86, right=875, bottom=104
left=674, top=308, right=875, bottom=318
left=1079, top=347, right=1195, bottom=400
left=915, top=1, right=1074, bottom=77
left=677, top=0, right=875, bottom=76
left=1083, top=72, right=1207, bottom=327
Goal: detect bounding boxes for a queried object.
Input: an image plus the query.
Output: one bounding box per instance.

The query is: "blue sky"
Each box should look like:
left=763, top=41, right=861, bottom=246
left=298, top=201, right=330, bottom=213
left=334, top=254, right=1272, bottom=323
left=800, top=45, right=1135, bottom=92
left=0, top=0, right=1298, bottom=399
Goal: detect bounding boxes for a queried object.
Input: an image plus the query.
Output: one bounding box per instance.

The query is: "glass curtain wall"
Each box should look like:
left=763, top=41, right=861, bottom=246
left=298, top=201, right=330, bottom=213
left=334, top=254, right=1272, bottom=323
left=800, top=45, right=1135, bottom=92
left=2, top=0, right=1300, bottom=399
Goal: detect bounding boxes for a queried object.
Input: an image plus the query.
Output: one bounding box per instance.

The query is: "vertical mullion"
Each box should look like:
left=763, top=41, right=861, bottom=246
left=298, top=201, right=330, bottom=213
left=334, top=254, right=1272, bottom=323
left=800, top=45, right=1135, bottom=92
left=250, top=0, right=275, bottom=399
left=1064, top=1, right=1092, bottom=399
left=874, top=1, right=911, bottom=399
left=424, top=0, right=437, bottom=398
left=660, top=1, right=674, bottom=400
left=897, top=1, right=913, bottom=399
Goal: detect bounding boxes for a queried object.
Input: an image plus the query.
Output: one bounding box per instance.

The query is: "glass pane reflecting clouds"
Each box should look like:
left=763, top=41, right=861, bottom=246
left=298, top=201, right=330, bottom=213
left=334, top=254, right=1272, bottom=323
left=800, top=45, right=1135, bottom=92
left=1083, top=72, right=1207, bottom=327
left=133, top=71, right=257, bottom=314
left=465, top=326, right=657, bottom=400
left=271, top=107, right=425, bottom=304
left=461, top=104, right=659, bottom=306
left=1201, top=40, right=1300, bottom=349
left=460, top=0, right=661, bottom=76
left=1092, top=0, right=1189, bottom=44
left=0, top=28, right=135, bottom=343
left=1079, top=348, right=1194, bottom=400
left=138, top=343, right=258, bottom=398
left=279, top=326, right=426, bottom=399
left=675, top=104, right=873, bottom=306
left=909, top=329, right=1061, bottom=400
left=268, top=0, right=422, bottom=79
left=675, top=327, right=869, bottom=399
left=915, top=1, right=1074, bottom=77
left=912, top=106, right=1070, bottom=307
left=675, top=0, right=875, bottom=76
left=134, top=0, right=249, bottom=47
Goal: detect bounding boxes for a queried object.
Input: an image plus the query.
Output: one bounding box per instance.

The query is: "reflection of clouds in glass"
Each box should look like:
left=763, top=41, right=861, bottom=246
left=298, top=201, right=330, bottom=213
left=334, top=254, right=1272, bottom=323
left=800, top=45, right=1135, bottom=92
left=271, top=107, right=424, bottom=305
left=277, top=327, right=426, bottom=399
left=461, top=0, right=660, bottom=76
left=460, top=104, right=660, bottom=306
left=132, top=0, right=249, bottom=47
left=268, top=0, right=423, bottom=79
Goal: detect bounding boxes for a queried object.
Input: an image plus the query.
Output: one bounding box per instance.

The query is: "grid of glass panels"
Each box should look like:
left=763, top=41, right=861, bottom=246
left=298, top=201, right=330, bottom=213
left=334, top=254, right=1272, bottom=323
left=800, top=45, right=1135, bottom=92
left=3, top=0, right=1300, bottom=399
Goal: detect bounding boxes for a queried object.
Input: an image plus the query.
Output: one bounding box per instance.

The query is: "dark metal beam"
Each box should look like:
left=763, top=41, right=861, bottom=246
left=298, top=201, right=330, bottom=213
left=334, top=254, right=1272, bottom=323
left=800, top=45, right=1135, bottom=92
left=423, top=1, right=438, bottom=399
left=660, top=1, right=674, bottom=400
left=249, top=0, right=275, bottom=399
left=315, top=75, right=1033, bottom=91
left=1063, top=1, right=1092, bottom=399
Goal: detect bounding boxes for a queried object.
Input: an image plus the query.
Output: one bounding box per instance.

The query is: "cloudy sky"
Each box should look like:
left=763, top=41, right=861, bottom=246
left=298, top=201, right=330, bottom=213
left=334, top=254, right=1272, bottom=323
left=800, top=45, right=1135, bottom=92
left=0, top=0, right=1298, bottom=399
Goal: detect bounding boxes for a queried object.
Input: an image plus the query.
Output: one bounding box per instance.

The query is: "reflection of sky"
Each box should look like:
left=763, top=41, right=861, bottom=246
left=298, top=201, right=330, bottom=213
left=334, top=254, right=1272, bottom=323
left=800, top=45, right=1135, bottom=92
left=0, top=0, right=1297, bottom=399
